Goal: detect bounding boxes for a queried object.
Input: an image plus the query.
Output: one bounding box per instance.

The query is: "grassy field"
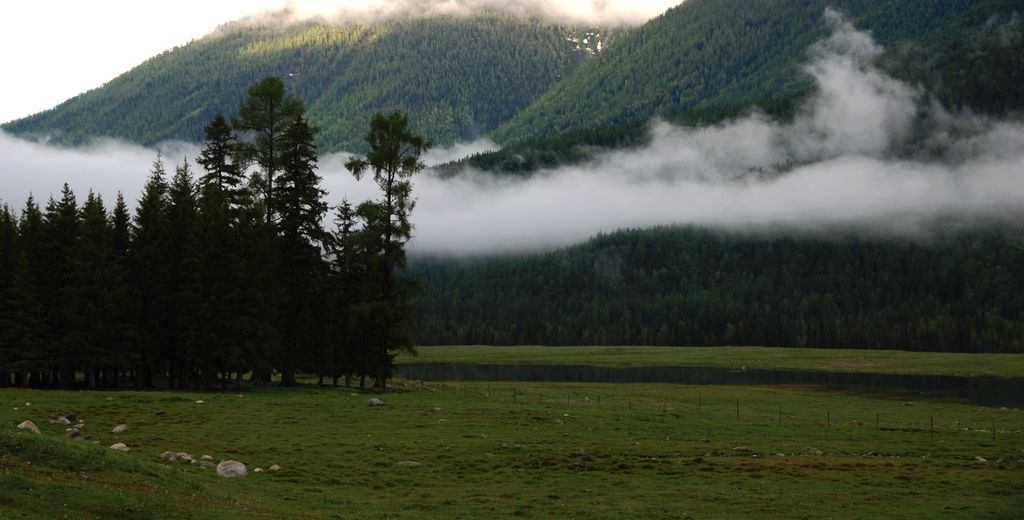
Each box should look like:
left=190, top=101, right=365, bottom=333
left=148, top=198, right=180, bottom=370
left=398, top=346, right=1024, bottom=378
left=1, top=379, right=1022, bottom=518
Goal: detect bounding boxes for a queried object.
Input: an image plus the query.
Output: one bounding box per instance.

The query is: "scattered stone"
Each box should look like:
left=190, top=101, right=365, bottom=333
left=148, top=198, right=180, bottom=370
left=806, top=448, right=824, bottom=456
left=431, top=407, right=442, bottom=412
left=253, top=467, right=264, bottom=473
left=216, top=460, right=247, bottom=478
left=195, top=400, right=205, bottom=404
left=367, top=398, right=385, bottom=407
left=55, top=416, right=72, bottom=425
left=201, top=455, right=213, bottom=461
left=174, top=453, right=194, bottom=463
left=269, top=464, right=281, bottom=472
left=24, top=402, right=31, bottom=407
left=112, top=424, right=128, bottom=433
left=160, top=451, right=175, bottom=461
left=74, top=423, right=84, bottom=429
left=396, top=460, right=422, bottom=468
left=66, top=429, right=82, bottom=440
left=976, top=456, right=988, bottom=463
left=110, top=443, right=130, bottom=452
left=16, top=420, right=40, bottom=434
left=200, top=461, right=216, bottom=469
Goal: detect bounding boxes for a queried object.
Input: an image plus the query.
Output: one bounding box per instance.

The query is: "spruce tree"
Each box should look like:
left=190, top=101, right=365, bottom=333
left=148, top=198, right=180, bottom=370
left=276, top=113, right=329, bottom=386
left=197, top=113, right=245, bottom=209
left=75, top=192, right=121, bottom=388
left=167, top=160, right=204, bottom=388
left=0, top=252, right=47, bottom=387
left=131, top=157, right=171, bottom=388
left=42, top=184, right=82, bottom=387
left=0, top=205, right=19, bottom=386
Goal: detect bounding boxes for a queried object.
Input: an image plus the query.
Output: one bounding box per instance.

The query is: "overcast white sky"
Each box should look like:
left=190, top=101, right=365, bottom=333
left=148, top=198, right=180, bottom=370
left=0, top=0, right=680, bottom=125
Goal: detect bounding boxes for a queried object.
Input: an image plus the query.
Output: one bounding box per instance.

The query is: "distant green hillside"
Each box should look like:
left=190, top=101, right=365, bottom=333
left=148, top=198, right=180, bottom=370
left=410, top=226, right=1024, bottom=352
left=2, top=13, right=599, bottom=152
left=492, top=0, right=1022, bottom=145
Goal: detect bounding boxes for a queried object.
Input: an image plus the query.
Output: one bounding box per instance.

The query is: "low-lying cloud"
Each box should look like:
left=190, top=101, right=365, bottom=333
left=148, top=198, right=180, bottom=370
left=267, top=0, right=683, bottom=27
left=405, top=10, right=1024, bottom=253
left=1, top=11, right=1022, bottom=256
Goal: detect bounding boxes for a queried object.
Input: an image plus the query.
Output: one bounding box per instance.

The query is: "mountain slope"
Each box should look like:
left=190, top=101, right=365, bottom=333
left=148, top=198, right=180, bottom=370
left=3, top=13, right=600, bottom=152
left=492, top=0, right=1021, bottom=145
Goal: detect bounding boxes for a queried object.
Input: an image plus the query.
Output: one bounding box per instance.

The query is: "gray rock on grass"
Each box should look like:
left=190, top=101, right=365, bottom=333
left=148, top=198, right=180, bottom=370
left=367, top=398, right=385, bottom=407
left=110, top=443, right=130, bottom=452
left=112, top=424, right=128, bottom=433
left=17, top=420, right=40, bottom=434
left=216, top=460, right=247, bottom=478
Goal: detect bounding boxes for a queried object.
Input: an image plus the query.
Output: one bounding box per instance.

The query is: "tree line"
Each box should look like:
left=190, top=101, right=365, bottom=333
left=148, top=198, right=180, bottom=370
left=411, top=226, right=1024, bottom=352
left=0, top=76, right=428, bottom=390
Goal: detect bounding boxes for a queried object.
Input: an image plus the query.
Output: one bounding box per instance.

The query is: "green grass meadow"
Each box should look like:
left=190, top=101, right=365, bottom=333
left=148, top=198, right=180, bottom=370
left=2, top=373, right=1022, bottom=518
left=398, top=345, right=1024, bottom=378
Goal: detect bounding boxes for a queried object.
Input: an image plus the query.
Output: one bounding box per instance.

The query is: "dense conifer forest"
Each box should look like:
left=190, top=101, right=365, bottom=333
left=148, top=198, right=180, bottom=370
left=493, top=0, right=1022, bottom=144
left=0, top=78, right=426, bottom=390
left=2, top=13, right=598, bottom=152
left=410, top=226, right=1024, bottom=353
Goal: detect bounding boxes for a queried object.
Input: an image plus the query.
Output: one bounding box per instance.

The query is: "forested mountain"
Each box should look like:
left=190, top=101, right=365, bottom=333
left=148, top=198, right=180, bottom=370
left=2, top=12, right=600, bottom=152
left=5, top=1, right=1018, bottom=153
left=492, top=0, right=1023, bottom=145
left=410, top=226, right=1024, bottom=353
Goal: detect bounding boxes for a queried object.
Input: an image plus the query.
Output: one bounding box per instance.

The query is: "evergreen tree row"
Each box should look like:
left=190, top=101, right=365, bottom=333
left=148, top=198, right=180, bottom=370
left=0, top=77, right=427, bottom=390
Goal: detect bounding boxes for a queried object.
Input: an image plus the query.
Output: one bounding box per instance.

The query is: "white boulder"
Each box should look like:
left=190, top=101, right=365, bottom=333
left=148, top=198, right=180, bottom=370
left=216, top=460, right=247, bottom=478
